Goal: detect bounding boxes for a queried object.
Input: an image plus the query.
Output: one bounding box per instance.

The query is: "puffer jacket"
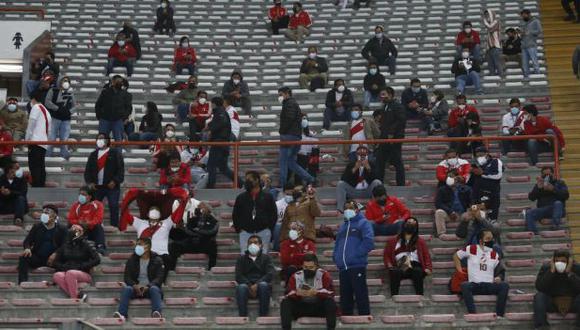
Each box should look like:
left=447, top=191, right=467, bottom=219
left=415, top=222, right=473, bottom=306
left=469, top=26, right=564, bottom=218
left=333, top=212, right=374, bottom=271
left=53, top=235, right=100, bottom=272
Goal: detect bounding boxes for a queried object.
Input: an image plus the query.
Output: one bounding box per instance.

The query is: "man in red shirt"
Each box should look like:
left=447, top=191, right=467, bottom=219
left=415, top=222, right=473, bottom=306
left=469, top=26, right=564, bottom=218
left=435, top=148, right=471, bottom=185
left=365, top=185, right=411, bottom=236
left=285, top=2, right=312, bottom=43
left=105, top=33, right=138, bottom=77
left=269, top=0, right=289, bottom=35
left=455, top=21, right=481, bottom=60
left=522, top=104, right=565, bottom=165
left=279, top=221, right=316, bottom=282
left=159, top=153, right=192, bottom=191
left=67, top=186, right=106, bottom=254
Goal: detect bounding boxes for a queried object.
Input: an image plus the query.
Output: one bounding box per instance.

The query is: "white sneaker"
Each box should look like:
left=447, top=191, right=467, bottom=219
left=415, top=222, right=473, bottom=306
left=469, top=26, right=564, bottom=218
left=151, top=311, right=162, bottom=318
left=113, top=312, right=126, bottom=322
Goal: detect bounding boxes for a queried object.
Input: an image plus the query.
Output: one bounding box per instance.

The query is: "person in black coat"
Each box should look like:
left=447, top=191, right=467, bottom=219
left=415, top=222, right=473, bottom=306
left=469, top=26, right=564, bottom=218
left=84, top=134, right=125, bottom=228
left=361, top=25, right=398, bottom=75
left=525, top=166, right=569, bottom=234
left=363, top=62, right=386, bottom=108
left=154, top=0, right=176, bottom=35
left=400, top=78, right=429, bottom=120
left=323, top=79, right=354, bottom=130
left=18, top=204, right=67, bottom=284
left=95, top=75, right=133, bottom=141
left=120, top=20, right=141, bottom=60
left=52, top=225, right=100, bottom=299
left=129, top=101, right=163, bottom=142
left=374, top=87, right=406, bottom=186
left=221, top=71, right=252, bottom=117
left=451, top=46, right=483, bottom=95
left=0, top=160, right=28, bottom=225
left=298, top=47, right=329, bottom=91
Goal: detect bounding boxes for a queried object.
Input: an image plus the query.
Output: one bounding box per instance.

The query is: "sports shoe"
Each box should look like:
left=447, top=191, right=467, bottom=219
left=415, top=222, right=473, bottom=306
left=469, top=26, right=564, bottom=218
left=151, top=311, right=162, bottom=318
left=77, top=291, right=88, bottom=302
left=113, top=312, right=126, bottom=322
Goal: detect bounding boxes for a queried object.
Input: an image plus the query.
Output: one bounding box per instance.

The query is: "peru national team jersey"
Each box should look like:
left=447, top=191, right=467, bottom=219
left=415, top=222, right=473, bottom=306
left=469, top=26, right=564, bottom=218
left=456, top=244, right=499, bottom=284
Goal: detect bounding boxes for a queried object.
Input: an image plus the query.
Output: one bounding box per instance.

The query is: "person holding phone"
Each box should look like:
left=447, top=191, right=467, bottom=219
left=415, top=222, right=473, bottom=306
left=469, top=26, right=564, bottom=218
left=279, top=185, right=321, bottom=245
left=525, top=166, right=569, bottom=234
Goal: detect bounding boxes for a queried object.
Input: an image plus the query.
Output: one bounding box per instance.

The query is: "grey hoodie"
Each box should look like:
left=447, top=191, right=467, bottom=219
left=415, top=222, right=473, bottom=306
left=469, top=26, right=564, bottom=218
left=520, top=17, right=543, bottom=49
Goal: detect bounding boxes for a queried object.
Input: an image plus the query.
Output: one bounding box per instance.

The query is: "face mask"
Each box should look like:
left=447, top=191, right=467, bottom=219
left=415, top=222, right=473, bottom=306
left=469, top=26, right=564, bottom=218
left=375, top=32, right=383, bottom=38
left=78, top=195, right=87, bottom=205
left=289, top=230, right=299, bottom=241
left=458, top=104, right=466, bottom=110
left=275, top=2, right=281, bottom=6
left=446, top=177, right=455, bottom=187
left=161, top=2, right=167, bottom=8
left=7, top=104, right=17, bottom=112
left=344, top=209, right=356, bottom=220
left=464, top=28, right=472, bottom=33
left=411, top=87, right=421, bottom=94
left=308, top=53, right=317, bottom=59
left=477, top=156, right=487, bottom=166
left=248, top=243, right=260, bottom=256
left=14, top=168, right=24, bottom=179
left=284, top=195, right=293, bottom=203
left=148, top=209, right=161, bottom=221
left=351, top=111, right=360, bottom=120
left=462, top=52, right=470, bottom=59
left=293, top=7, right=298, bottom=13
left=198, top=97, right=207, bottom=105
left=181, top=43, right=188, bottom=48
left=165, top=130, right=175, bottom=138
left=135, top=245, right=145, bottom=256
left=337, top=85, right=345, bottom=93
left=278, top=96, right=285, bottom=104
left=447, top=157, right=459, bottom=167
left=510, top=107, right=520, bottom=115
left=232, top=79, right=240, bottom=85
left=301, top=119, right=309, bottom=128
left=96, top=139, right=106, bottom=149
left=479, top=210, right=487, bottom=219
left=171, top=166, right=180, bottom=172
left=244, top=179, right=255, bottom=191
left=484, top=240, right=494, bottom=248
left=430, top=96, right=437, bottom=103
left=369, top=68, right=377, bottom=75
left=403, top=224, right=416, bottom=234
left=303, top=269, right=316, bottom=279
left=117, top=40, right=125, bottom=47
left=62, top=82, right=71, bottom=90
left=555, top=261, right=567, bottom=273
left=40, top=213, right=50, bottom=224
left=523, top=17, right=530, bottom=22
left=376, top=198, right=386, bottom=206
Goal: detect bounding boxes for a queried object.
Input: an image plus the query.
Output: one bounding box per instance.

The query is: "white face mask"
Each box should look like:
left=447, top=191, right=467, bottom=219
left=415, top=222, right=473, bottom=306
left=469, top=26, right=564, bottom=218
left=62, top=82, right=71, bottom=90
left=248, top=243, right=260, bottom=256
left=7, top=104, right=17, bottom=112
left=232, top=79, right=240, bottom=85
left=308, top=53, right=317, bottom=59
left=96, top=139, right=106, bottom=149
left=337, top=85, right=345, bottom=93
left=555, top=261, right=567, bottom=273
left=40, top=213, right=50, bottom=224
left=171, top=166, right=180, bottom=172
left=148, top=209, right=161, bottom=221
left=289, top=229, right=299, bottom=241
left=458, top=104, right=466, bottom=110
left=278, top=95, right=285, bottom=104
left=430, top=96, right=437, bottom=103
left=161, top=2, right=167, bottom=8
left=375, top=32, right=383, bottom=38
left=301, top=119, right=309, bottom=128
left=181, top=43, right=188, bottom=48
left=446, top=177, right=455, bottom=186
left=477, top=156, right=487, bottom=166
left=479, top=210, right=487, bottom=219
left=369, top=68, right=378, bottom=75
left=117, top=40, right=126, bottom=47
left=165, top=130, right=175, bottom=138
left=447, top=157, right=459, bottom=167
left=198, top=97, right=207, bottom=105
left=464, top=28, right=472, bottom=33
left=462, top=51, right=470, bottom=59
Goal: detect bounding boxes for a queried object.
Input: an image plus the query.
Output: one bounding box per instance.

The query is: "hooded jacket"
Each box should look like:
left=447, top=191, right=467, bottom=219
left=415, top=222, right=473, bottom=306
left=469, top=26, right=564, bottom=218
left=383, top=219, right=432, bottom=272
left=222, top=71, right=250, bottom=99
left=520, top=17, right=543, bottom=49
left=536, top=262, right=580, bottom=297
left=363, top=69, right=387, bottom=96
left=483, top=10, right=501, bottom=49
left=95, top=87, right=132, bottom=121
left=333, top=212, right=374, bottom=271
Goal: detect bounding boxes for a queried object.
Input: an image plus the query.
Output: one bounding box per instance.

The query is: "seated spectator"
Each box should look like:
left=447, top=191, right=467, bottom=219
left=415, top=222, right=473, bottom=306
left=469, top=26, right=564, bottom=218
left=0, top=120, right=14, bottom=158
left=26, top=51, right=60, bottom=96
left=573, top=45, right=580, bottom=79
left=298, top=46, right=328, bottom=91
left=365, top=185, right=410, bottom=236
left=105, top=33, right=137, bottom=77
left=172, top=75, right=198, bottom=123
left=361, top=25, right=397, bottom=75
left=452, top=47, right=483, bottom=95
left=0, top=97, right=27, bottom=141
left=45, top=76, right=76, bottom=159
left=168, top=201, right=218, bottom=270
left=401, top=78, right=429, bottom=119
left=281, top=254, right=336, bottom=330
left=152, top=124, right=183, bottom=170
left=173, top=36, right=196, bottom=76
left=483, top=9, right=503, bottom=77
left=119, top=20, right=141, bottom=60
left=95, top=75, right=133, bottom=141
left=180, top=144, right=208, bottom=190
left=333, top=200, right=374, bottom=316
left=522, top=104, right=565, bottom=165
left=273, top=184, right=294, bottom=252
left=0, top=160, right=28, bottom=225
left=460, top=112, right=483, bottom=156
left=342, top=104, right=378, bottom=162
left=222, top=71, right=252, bottom=117
left=269, top=0, right=289, bottom=35
left=18, top=205, right=67, bottom=284
left=534, top=249, right=580, bottom=329
left=526, top=166, right=569, bottom=234
left=470, top=146, right=503, bottom=221
left=285, top=2, right=312, bottom=43
left=447, top=94, right=479, bottom=140
left=280, top=221, right=316, bottom=281
left=159, top=153, right=191, bottom=191
left=500, top=97, right=526, bottom=155
left=114, top=238, right=165, bottom=321
left=454, top=230, right=508, bottom=317
left=223, top=95, right=241, bottom=141
left=67, top=186, right=106, bottom=254
left=280, top=185, right=321, bottom=244
left=188, top=91, right=211, bottom=141
left=455, top=199, right=502, bottom=250
left=384, top=217, right=432, bottom=296
left=434, top=169, right=472, bottom=237
left=435, top=148, right=471, bottom=186
left=293, top=117, right=319, bottom=186
left=154, top=0, right=176, bottom=35
left=502, top=28, right=522, bottom=67
left=52, top=225, right=100, bottom=300
left=235, top=235, right=275, bottom=317
left=336, top=145, right=383, bottom=212
left=455, top=21, right=481, bottom=60
left=260, top=173, right=279, bottom=200
left=363, top=62, right=386, bottom=108
left=129, top=101, right=162, bottom=142
left=323, top=79, right=353, bottom=130
left=562, top=0, right=580, bottom=22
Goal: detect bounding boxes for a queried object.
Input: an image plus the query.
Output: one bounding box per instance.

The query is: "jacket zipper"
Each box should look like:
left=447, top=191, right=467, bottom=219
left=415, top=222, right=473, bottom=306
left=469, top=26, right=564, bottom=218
left=342, top=220, right=351, bottom=271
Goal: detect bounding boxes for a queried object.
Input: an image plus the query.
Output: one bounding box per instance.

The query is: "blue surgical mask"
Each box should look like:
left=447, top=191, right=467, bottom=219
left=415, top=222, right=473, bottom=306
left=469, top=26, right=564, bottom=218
left=351, top=111, right=360, bottom=120
left=14, top=168, right=23, bottom=178
left=344, top=209, right=356, bottom=220
left=40, top=213, right=50, bottom=224
left=369, top=68, right=377, bottom=75
left=135, top=245, right=145, bottom=256
left=248, top=243, right=260, bottom=256
left=78, top=194, right=87, bottom=205
left=301, top=118, right=309, bottom=128
left=510, top=107, right=520, bottom=115
left=284, top=195, right=293, bottom=203
left=7, top=104, right=17, bottom=112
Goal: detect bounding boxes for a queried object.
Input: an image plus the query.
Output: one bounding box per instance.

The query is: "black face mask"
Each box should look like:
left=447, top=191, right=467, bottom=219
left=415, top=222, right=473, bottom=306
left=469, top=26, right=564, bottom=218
left=244, top=179, right=254, bottom=192
left=523, top=17, right=530, bottom=22
left=403, top=225, right=416, bottom=235
left=293, top=7, right=298, bottom=13
left=304, top=269, right=316, bottom=279
left=484, top=240, right=494, bottom=248
left=376, top=198, right=386, bottom=206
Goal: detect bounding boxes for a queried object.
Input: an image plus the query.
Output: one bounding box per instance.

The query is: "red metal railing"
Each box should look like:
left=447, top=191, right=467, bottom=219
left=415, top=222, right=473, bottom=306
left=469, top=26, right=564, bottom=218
left=0, top=7, right=45, bottom=19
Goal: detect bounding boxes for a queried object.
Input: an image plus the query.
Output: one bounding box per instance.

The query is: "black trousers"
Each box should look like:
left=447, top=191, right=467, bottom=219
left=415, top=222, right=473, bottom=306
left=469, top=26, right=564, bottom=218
left=28, top=145, right=46, bottom=187
left=374, top=143, right=405, bottom=186
left=280, top=297, right=336, bottom=330
left=168, top=238, right=217, bottom=270
left=207, top=146, right=239, bottom=188
left=389, top=262, right=425, bottom=296
left=271, top=16, right=289, bottom=35
left=562, top=0, right=580, bottom=16
left=472, top=179, right=501, bottom=221
left=18, top=254, right=48, bottom=284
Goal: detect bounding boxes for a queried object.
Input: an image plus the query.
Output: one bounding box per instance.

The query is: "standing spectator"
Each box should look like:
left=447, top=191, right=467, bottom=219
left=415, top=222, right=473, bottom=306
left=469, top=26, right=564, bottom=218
left=483, top=9, right=503, bottom=77
left=279, top=221, right=316, bottom=281
left=235, top=235, right=276, bottom=317
left=361, top=25, right=397, bottom=75
left=26, top=91, right=51, bottom=187
left=279, top=185, right=321, bottom=243
left=269, top=0, right=289, bottom=35
left=333, top=200, right=374, bottom=316
left=447, top=94, right=479, bottom=140
left=0, top=160, right=28, bottom=226
left=374, top=87, right=406, bottom=186
left=159, top=153, right=191, bottom=191
left=52, top=225, right=100, bottom=300
left=119, top=20, right=141, bottom=60
left=105, top=33, right=137, bottom=77
left=233, top=171, right=277, bottom=254
left=285, top=2, right=312, bottom=43
left=281, top=254, right=336, bottom=330
left=222, top=71, right=252, bottom=117
left=573, top=45, right=580, bottom=79
left=520, top=9, right=543, bottom=79
left=452, top=47, right=483, bottom=95
left=455, top=21, right=481, bottom=60
left=67, top=186, right=106, bottom=254
left=172, top=75, right=198, bottom=123
left=0, top=97, right=27, bottom=141
left=342, top=104, right=379, bottom=162
left=436, top=148, right=471, bottom=186
left=27, top=52, right=60, bottom=96
left=84, top=134, right=124, bottom=228
left=298, top=46, right=328, bottom=91
left=18, top=205, right=67, bottom=284
left=456, top=200, right=502, bottom=254
left=526, top=166, right=569, bottom=233
left=173, top=36, right=196, bottom=76
left=95, top=75, right=132, bottom=141
left=454, top=230, right=508, bottom=317
left=154, top=0, right=176, bottom=35
left=323, top=79, right=353, bottom=130
left=522, top=105, right=565, bottom=166
left=502, top=28, right=522, bottom=67
left=400, top=78, right=429, bottom=119
left=500, top=98, right=526, bottom=155
left=188, top=91, right=211, bottom=141
left=278, top=87, right=314, bottom=188
left=470, top=146, right=503, bottom=221
left=363, top=63, right=386, bottom=108
left=45, top=76, right=76, bottom=159
left=423, top=89, right=450, bottom=135
left=434, top=169, right=472, bottom=237
left=0, top=120, right=14, bottom=159
left=224, top=95, right=241, bottom=141
left=384, top=217, right=432, bottom=296
left=205, top=97, right=239, bottom=188
left=113, top=238, right=165, bottom=321
left=534, top=249, right=580, bottom=329
left=365, top=185, right=410, bottom=236
left=129, top=101, right=163, bottom=142
left=562, top=0, right=580, bottom=22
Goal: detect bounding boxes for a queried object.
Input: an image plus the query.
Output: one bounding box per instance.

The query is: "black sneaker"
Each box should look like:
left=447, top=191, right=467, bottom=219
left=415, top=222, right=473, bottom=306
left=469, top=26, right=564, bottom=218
left=78, top=291, right=87, bottom=302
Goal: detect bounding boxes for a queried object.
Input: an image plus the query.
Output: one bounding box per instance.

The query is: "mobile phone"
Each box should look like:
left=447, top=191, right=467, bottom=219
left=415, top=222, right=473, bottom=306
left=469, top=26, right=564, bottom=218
left=301, top=284, right=311, bottom=290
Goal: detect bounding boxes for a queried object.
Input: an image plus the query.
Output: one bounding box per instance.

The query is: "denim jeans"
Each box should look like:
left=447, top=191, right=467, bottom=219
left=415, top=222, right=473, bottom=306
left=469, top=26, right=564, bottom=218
left=176, top=104, right=190, bottom=123
left=47, top=119, right=71, bottom=159
left=279, top=134, right=313, bottom=188
left=272, top=223, right=282, bottom=252
left=487, top=47, right=503, bottom=76
left=106, top=58, right=134, bottom=77
left=98, top=119, right=124, bottom=142
left=236, top=282, right=271, bottom=317
left=323, top=108, right=350, bottom=130
left=175, top=63, right=195, bottom=75
left=239, top=229, right=271, bottom=255
left=525, top=201, right=564, bottom=234
left=129, top=132, right=158, bottom=142
left=338, top=267, right=370, bottom=315
left=117, top=285, right=163, bottom=317
left=534, top=291, right=580, bottom=328
left=527, top=129, right=556, bottom=165
left=363, top=91, right=380, bottom=107
left=95, top=187, right=120, bottom=227
left=460, top=281, right=509, bottom=316
left=456, top=71, right=482, bottom=94
left=336, top=179, right=383, bottom=211
left=522, top=47, right=540, bottom=77
left=372, top=220, right=403, bottom=236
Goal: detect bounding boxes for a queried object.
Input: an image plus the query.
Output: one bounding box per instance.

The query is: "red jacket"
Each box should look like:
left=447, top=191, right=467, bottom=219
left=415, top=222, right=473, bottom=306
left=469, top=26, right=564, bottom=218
left=108, top=42, right=137, bottom=62
left=436, top=158, right=471, bottom=183
left=286, top=268, right=334, bottom=300
left=189, top=103, right=211, bottom=124
left=173, top=47, right=197, bottom=66
left=448, top=105, right=478, bottom=128
left=384, top=236, right=432, bottom=272
left=268, top=6, right=287, bottom=20
left=523, top=116, right=566, bottom=148
left=365, top=197, right=411, bottom=225
left=280, top=238, right=316, bottom=269
left=455, top=30, right=481, bottom=49
left=288, top=11, right=312, bottom=29
left=159, top=163, right=192, bottom=188
left=67, top=200, right=104, bottom=231
left=0, top=131, right=13, bottom=157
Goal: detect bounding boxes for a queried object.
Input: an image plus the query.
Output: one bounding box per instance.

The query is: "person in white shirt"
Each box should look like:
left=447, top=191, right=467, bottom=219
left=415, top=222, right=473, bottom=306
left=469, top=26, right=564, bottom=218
left=272, top=185, right=294, bottom=252
left=224, top=95, right=240, bottom=141
left=500, top=97, right=526, bottom=155
left=342, top=104, right=376, bottom=162
left=294, top=116, right=318, bottom=186
left=180, top=144, right=208, bottom=189
left=25, top=91, right=51, bottom=187
left=453, top=230, right=509, bottom=317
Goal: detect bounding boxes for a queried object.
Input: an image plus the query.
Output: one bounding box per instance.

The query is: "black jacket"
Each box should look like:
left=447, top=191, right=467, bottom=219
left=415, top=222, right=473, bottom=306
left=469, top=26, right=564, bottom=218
left=299, top=56, right=328, bottom=74
left=46, top=88, right=75, bottom=121
left=23, top=222, right=67, bottom=256
left=536, top=262, right=580, bottom=297
left=361, top=36, right=398, bottom=62
left=0, top=175, right=28, bottom=200
left=529, top=177, right=569, bottom=209
left=232, top=190, right=277, bottom=233
left=451, top=56, right=481, bottom=77
left=207, top=106, right=231, bottom=142
left=84, top=147, right=125, bottom=186
left=222, top=73, right=250, bottom=99
left=95, top=87, right=133, bottom=121
left=139, top=113, right=163, bottom=135
left=172, top=211, right=219, bottom=245
left=401, top=87, right=429, bottom=112
left=341, top=161, right=375, bottom=187
left=235, top=252, right=275, bottom=285
left=435, top=184, right=472, bottom=215
left=363, top=71, right=386, bottom=97
left=279, top=97, right=302, bottom=137
left=53, top=236, right=100, bottom=272
left=379, top=100, right=406, bottom=139
left=325, top=88, right=354, bottom=112
left=124, top=252, right=165, bottom=288
left=502, top=37, right=521, bottom=56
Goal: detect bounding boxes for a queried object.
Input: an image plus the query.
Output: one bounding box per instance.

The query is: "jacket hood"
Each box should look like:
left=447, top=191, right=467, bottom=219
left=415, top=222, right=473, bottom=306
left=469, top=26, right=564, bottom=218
left=230, top=71, right=243, bottom=81
left=483, top=9, right=497, bottom=24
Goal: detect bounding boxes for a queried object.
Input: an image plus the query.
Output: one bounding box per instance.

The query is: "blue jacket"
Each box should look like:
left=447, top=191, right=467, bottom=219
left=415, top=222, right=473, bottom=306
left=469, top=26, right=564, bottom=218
left=333, top=213, right=375, bottom=271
